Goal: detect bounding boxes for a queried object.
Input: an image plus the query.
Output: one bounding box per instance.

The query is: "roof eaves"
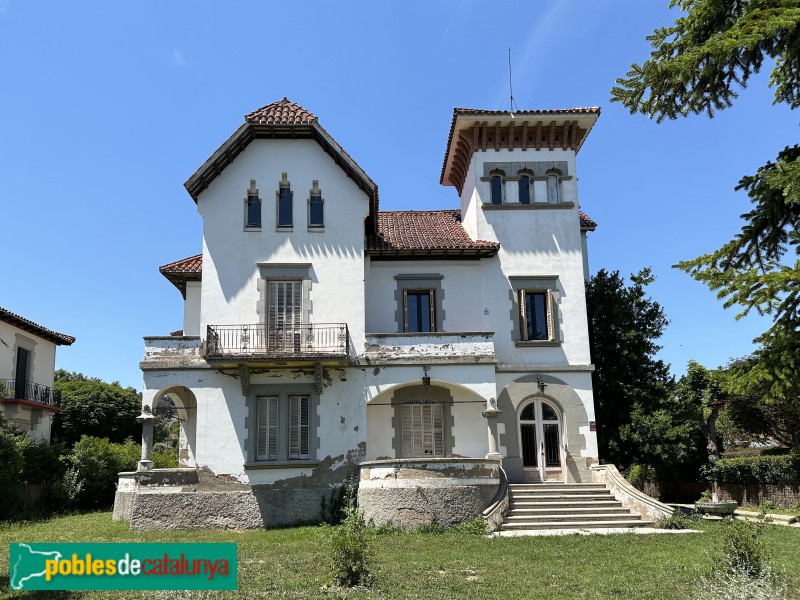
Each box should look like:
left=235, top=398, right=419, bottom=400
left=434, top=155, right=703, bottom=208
left=0, top=307, right=75, bottom=346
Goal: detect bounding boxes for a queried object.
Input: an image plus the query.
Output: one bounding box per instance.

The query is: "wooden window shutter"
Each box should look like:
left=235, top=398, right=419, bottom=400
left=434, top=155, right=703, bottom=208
left=289, top=395, right=310, bottom=459
left=402, top=289, right=409, bottom=332
left=428, top=289, right=436, bottom=332
left=257, top=396, right=279, bottom=460
left=519, top=289, right=528, bottom=340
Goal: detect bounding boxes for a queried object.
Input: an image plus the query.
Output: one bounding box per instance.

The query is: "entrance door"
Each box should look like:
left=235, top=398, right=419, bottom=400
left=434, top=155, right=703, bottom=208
left=519, top=400, right=563, bottom=482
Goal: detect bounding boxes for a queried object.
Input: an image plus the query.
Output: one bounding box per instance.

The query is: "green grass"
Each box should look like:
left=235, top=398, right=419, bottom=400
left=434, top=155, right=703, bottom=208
left=1, top=512, right=799, bottom=599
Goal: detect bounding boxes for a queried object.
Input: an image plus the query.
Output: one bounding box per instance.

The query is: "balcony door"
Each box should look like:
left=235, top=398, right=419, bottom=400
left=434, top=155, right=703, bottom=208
left=15, top=347, right=29, bottom=399
left=519, top=399, right=564, bottom=482
left=267, top=281, right=302, bottom=352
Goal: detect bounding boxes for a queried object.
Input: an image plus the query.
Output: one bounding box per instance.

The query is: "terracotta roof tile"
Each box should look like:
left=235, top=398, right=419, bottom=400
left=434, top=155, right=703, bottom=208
left=453, top=107, right=601, bottom=117
left=579, top=211, right=597, bottom=231
left=0, top=306, right=75, bottom=345
left=245, top=98, right=317, bottom=125
left=160, top=254, right=202, bottom=275
left=367, top=210, right=499, bottom=258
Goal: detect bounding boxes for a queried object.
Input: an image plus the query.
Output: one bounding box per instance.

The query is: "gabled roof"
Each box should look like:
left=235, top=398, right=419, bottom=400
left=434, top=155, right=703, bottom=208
left=184, top=98, right=379, bottom=233
left=0, top=307, right=75, bottom=345
left=366, top=210, right=499, bottom=259
left=441, top=106, right=601, bottom=193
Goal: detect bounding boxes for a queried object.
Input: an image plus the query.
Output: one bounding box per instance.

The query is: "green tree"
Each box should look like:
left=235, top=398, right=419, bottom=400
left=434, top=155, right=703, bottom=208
left=0, top=412, right=28, bottom=518
left=586, top=269, right=704, bottom=477
left=673, top=360, right=727, bottom=460
left=52, top=375, right=140, bottom=445
left=612, top=1, right=800, bottom=410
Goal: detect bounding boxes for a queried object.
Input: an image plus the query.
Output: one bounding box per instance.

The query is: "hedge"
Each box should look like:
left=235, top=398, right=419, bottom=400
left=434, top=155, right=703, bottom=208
left=709, top=453, right=800, bottom=486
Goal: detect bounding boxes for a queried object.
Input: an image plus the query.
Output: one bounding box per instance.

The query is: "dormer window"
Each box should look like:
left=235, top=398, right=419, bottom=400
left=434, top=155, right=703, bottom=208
left=245, top=180, right=261, bottom=229
left=308, top=180, right=324, bottom=229
left=518, top=172, right=532, bottom=205
left=277, top=173, right=293, bottom=228
left=490, top=170, right=505, bottom=205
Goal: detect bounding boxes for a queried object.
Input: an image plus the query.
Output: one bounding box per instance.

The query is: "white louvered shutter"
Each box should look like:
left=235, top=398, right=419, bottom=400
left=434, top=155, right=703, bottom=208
left=257, top=396, right=279, bottom=460
left=289, top=395, right=310, bottom=459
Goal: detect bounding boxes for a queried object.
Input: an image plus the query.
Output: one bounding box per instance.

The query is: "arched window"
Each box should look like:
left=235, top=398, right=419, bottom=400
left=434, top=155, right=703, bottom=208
left=546, top=171, right=561, bottom=204
left=518, top=173, right=531, bottom=204
left=490, top=170, right=505, bottom=205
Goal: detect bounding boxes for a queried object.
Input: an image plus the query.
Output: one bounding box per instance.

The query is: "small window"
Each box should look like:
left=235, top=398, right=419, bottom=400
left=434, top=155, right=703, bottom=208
left=308, top=194, right=324, bottom=228
left=547, top=173, right=561, bottom=204
left=256, top=396, right=279, bottom=460
left=246, top=194, right=261, bottom=228
left=518, top=174, right=531, bottom=204
left=277, top=173, right=293, bottom=228
left=402, top=402, right=444, bottom=458
left=520, top=290, right=552, bottom=341
left=404, top=289, right=435, bottom=332
left=490, top=175, right=503, bottom=205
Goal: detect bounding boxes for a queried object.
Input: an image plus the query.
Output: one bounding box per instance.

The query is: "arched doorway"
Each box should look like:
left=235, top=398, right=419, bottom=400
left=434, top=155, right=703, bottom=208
left=518, top=399, right=564, bottom=482
left=153, top=385, right=197, bottom=468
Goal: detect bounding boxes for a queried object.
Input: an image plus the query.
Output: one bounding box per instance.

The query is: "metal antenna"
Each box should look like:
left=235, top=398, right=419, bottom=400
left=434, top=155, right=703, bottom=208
left=508, top=47, right=518, bottom=112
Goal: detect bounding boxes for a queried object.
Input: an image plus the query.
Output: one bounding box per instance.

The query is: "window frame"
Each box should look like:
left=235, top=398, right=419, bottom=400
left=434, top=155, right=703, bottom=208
left=519, top=289, right=553, bottom=341
left=244, top=180, right=262, bottom=230
left=509, top=276, right=561, bottom=346
left=489, top=170, right=505, bottom=205
left=250, top=387, right=317, bottom=465
left=403, top=288, right=436, bottom=333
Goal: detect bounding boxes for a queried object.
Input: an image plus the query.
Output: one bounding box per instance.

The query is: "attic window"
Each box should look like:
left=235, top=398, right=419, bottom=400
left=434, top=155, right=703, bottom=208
left=245, top=180, right=261, bottom=229
left=308, top=180, right=324, bottom=229
left=277, top=173, right=293, bottom=229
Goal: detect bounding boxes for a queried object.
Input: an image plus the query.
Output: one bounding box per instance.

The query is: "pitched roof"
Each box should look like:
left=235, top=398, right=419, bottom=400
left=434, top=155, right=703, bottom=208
left=366, top=210, right=499, bottom=259
left=245, top=98, right=317, bottom=125
left=159, top=254, right=202, bottom=298
left=0, top=307, right=75, bottom=345
left=184, top=98, right=379, bottom=233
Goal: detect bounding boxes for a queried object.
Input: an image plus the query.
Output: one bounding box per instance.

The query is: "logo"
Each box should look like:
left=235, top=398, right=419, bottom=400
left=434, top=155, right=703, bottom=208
left=9, top=543, right=237, bottom=591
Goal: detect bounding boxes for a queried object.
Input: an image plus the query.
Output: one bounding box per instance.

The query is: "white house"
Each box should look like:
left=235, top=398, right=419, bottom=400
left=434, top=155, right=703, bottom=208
left=115, top=99, right=670, bottom=530
left=0, top=307, right=75, bottom=443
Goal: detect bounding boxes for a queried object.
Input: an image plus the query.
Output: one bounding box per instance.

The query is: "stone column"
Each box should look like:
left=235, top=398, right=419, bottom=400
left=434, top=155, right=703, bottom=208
left=137, top=405, right=157, bottom=471
left=482, top=397, right=502, bottom=462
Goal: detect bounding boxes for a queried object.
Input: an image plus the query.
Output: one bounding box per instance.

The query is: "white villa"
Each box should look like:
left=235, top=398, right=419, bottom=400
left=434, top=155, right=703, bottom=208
left=0, top=307, right=75, bottom=443
left=114, top=99, right=670, bottom=530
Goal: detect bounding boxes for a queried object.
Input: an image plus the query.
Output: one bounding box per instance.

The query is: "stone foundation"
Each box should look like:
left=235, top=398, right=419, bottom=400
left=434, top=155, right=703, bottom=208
left=358, top=458, right=500, bottom=529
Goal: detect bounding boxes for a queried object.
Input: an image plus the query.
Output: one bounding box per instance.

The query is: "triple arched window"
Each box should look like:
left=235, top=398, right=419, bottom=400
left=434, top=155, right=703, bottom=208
left=487, top=168, right=563, bottom=205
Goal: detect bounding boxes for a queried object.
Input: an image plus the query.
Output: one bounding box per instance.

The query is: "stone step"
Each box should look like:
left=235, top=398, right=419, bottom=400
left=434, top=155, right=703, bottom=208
left=501, top=519, right=652, bottom=530
left=509, top=500, right=623, bottom=509
left=508, top=493, right=613, bottom=502
left=507, top=506, right=631, bottom=516
left=509, top=484, right=607, bottom=492
left=505, top=512, right=640, bottom=523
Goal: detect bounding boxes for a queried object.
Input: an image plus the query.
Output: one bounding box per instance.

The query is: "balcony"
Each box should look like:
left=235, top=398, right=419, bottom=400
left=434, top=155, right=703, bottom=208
left=363, top=332, right=496, bottom=365
left=205, top=323, right=351, bottom=367
left=1, top=379, right=60, bottom=408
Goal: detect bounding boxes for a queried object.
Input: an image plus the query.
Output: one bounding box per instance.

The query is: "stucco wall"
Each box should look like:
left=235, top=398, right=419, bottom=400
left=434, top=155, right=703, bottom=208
left=197, top=138, right=369, bottom=350
left=183, top=281, right=202, bottom=336
left=0, top=320, right=57, bottom=387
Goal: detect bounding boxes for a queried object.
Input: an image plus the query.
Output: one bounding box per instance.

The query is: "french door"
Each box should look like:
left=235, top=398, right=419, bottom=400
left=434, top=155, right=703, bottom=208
left=267, top=281, right=302, bottom=352
left=519, top=400, right=563, bottom=482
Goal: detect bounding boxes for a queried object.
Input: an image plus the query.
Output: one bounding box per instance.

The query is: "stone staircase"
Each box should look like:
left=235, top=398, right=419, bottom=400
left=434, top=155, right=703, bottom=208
left=501, top=483, right=652, bottom=531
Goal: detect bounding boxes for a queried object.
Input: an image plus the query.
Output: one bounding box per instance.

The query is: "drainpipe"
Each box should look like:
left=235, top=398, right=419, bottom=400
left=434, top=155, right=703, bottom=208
left=137, top=405, right=157, bottom=471
left=482, top=397, right=502, bottom=462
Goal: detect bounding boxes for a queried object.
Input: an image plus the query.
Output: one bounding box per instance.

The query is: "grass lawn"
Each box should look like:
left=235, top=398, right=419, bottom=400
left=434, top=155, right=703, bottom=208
left=1, top=513, right=799, bottom=599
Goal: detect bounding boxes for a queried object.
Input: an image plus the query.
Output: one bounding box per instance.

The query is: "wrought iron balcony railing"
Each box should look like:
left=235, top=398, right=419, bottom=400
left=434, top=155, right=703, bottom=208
left=0, top=379, right=60, bottom=407
left=206, top=323, right=349, bottom=360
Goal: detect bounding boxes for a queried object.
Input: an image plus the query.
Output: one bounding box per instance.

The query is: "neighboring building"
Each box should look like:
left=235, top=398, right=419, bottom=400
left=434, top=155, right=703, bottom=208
left=116, top=98, right=662, bottom=530
left=0, top=307, right=75, bottom=443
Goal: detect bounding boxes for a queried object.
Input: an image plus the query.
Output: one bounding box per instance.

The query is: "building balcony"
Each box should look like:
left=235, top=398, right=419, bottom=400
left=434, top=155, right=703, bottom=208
left=363, top=332, right=496, bottom=365
left=0, top=379, right=60, bottom=409
left=205, top=323, right=351, bottom=367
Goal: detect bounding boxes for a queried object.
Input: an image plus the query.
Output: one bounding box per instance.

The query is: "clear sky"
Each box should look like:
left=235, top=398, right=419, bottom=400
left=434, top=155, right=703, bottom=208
left=1, top=1, right=794, bottom=390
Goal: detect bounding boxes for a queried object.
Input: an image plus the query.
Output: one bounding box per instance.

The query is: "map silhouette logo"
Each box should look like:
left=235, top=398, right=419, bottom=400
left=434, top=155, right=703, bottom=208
left=9, top=543, right=63, bottom=590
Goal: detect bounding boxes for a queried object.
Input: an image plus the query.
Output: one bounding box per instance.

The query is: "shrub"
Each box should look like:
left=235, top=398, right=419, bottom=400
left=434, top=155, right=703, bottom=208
left=707, top=454, right=800, bottom=486
left=22, top=442, right=68, bottom=483
left=627, top=464, right=657, bottom=490
left=653, top=511, right=700, bottom=530
left=66, top=436, right=139, bottom=509
left=153, top=444, right=178, bottom=468
left=693, top=567, right=788, bottom=600
left=0, top=417, right=28, bottom=518
left=328, top=488, right=374, bottom=588
left=718, top=519, right=768, bottom=578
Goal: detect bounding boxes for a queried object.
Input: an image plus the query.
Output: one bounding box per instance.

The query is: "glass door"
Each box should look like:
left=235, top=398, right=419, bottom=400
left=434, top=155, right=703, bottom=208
left=519, top=400, right=563, bottom=482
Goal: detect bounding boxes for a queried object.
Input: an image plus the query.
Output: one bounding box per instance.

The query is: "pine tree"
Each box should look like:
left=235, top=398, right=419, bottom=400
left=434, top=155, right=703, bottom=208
left=612, top=0, right=800, bottom=407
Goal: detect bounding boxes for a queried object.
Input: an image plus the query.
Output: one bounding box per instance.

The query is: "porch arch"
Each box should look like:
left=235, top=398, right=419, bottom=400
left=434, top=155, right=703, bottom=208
left=153, top=385, right=197, bottom=468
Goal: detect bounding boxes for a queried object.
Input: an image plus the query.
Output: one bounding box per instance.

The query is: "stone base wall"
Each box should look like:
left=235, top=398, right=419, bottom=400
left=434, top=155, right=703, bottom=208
left=714, top=483, right=800, bottom=508
left=358, top=458, right=500, bottom=529
left=118, top=486, right=338, bottom=530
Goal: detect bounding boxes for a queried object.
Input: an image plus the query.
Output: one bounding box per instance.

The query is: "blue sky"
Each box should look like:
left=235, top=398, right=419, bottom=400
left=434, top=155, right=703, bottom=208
left=1, top=1, right=795, bottom=389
